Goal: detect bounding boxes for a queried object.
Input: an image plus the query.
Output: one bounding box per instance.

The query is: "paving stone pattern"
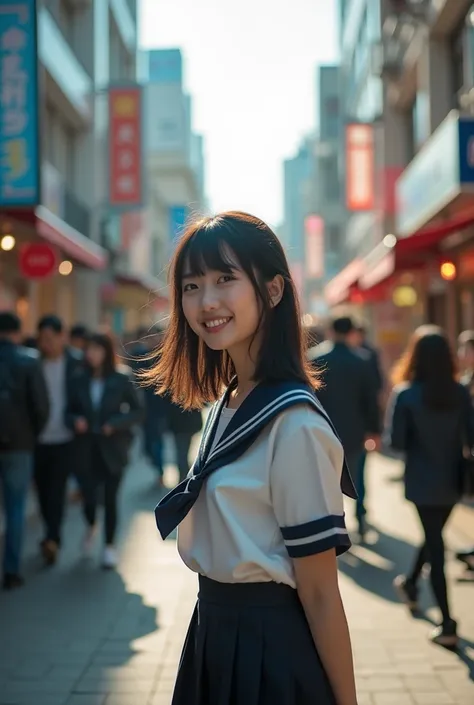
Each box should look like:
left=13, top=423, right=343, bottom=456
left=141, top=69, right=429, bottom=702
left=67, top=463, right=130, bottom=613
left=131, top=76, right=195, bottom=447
left=1, top=447, right=474, bottom=704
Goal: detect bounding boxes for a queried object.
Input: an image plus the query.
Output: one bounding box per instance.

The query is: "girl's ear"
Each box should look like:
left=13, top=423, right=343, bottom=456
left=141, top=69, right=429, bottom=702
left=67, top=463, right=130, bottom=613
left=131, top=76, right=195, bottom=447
left=267, top=275, right=284, bottom=308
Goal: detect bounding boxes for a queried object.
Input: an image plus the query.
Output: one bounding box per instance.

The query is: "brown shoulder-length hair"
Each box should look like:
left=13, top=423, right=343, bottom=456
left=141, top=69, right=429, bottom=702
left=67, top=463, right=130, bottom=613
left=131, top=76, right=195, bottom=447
left=85, top=333, right=117, bottom=377
left=391, top=324, right=459, bottom=409
left=143, top=211, right=321, bottom=409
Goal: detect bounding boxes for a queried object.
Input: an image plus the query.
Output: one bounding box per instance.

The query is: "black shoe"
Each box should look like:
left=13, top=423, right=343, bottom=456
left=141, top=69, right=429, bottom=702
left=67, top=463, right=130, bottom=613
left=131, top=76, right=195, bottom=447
left=41, top=540, right=59, bottom=566
left=393, top=575, right=419, bottom=611
left=430, top=619, right=458, bottom=649
left=2, top=574, right=25, bottom=591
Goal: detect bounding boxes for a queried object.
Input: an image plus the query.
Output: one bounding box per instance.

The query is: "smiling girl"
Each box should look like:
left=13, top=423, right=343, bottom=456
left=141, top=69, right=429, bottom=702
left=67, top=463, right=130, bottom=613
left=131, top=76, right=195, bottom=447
left=148, top=212, right=358, bottom=705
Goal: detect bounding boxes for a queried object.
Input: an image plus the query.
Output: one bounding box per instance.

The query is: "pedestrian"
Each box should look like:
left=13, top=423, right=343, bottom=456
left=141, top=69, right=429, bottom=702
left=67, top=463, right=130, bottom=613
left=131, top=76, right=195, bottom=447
left=308, top=316, right=381, bottom=540
left=66, top=333, right=144, bottom=569
left=35, top=315, right=83, bottom=566
left=129, top=327, right=169, bottom=485
left=0, top=312, right=49, bottom=589
left=386, top=325, right=474, bottom=648
left=165, top=395, right=202, bottom=483
left=148, top=212, right=358, bottom=705
left=454, top=329, right=474, bottom=572
left=352, top=324, right=385, bottom=534
left=69, top=324, right=90, bottom=355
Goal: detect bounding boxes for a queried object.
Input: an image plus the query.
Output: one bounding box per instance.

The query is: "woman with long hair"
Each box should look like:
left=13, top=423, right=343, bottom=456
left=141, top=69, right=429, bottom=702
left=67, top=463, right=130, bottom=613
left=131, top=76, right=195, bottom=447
left=387, top=325, right=473, bottom=647
left=66, top=333, right=143, bottom=569
left=145, top=212, right=358, bottom=705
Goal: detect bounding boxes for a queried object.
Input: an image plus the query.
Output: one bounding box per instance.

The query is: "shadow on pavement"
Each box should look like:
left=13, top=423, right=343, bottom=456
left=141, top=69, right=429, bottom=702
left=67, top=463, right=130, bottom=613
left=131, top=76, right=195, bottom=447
left=339, top=525, right=437, bottom=611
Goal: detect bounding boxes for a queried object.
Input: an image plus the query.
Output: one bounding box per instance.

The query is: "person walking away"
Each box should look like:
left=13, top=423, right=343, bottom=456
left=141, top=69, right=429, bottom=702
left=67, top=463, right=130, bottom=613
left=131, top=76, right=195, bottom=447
left=146, top=212, right=358, bottom=705
left=165, top=397, right=202, bottom=483
left=308, top=316, right=381, bottom=541
left=66, top=333, right=144, bottom=569
left=386, top=325, right=473, bottom=647
left=130, top=327, right=169, bottom=485
left=35, top=315, right=83, bottom=565
left=352, top=324, right=385, bottom=531
left=453, top=329, right=474, bottom=572
left=0, top=313, right=49, bottom=589
left=69, top=324, right=90, bottom=356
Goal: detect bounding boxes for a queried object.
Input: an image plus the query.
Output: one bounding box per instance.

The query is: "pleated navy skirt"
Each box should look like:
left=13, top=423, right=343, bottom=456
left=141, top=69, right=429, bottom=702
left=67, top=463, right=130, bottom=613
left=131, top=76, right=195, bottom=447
left=171, top=576, right=337, bottom=705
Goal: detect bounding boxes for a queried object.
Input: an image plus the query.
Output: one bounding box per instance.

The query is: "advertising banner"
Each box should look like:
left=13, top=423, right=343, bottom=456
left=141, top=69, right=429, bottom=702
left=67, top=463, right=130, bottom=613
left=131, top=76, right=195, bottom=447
left=304, top=214, right=325, bottom=279
left=108, top=85, right=143, bottom=208
left=0, top=0, right=40, bottom=207
left=345, top=124, right=374, bottom=212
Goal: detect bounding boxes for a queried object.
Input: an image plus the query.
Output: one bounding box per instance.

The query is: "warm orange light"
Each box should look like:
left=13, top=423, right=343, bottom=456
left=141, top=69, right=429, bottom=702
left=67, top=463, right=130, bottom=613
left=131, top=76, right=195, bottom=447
left=440, top=261, right=457, bottom=281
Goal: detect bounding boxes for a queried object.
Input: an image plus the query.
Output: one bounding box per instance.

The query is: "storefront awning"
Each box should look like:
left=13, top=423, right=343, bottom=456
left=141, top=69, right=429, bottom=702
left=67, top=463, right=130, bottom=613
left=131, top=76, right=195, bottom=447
left=4, top=206, right=108, bottom=271
left=323, top=258, right=365, bottom=307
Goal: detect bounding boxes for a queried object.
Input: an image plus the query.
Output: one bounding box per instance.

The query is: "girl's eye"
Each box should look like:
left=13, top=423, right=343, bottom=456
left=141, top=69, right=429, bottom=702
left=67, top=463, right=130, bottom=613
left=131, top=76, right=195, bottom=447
left=218, top=274, right=235, bottom=284
left=182, top=283, right=197, bottom=293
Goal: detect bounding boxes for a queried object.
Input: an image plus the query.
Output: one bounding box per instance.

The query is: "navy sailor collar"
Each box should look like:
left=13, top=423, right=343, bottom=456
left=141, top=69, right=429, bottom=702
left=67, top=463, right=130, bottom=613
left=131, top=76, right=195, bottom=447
left=154, top=380, right=357, bottom=540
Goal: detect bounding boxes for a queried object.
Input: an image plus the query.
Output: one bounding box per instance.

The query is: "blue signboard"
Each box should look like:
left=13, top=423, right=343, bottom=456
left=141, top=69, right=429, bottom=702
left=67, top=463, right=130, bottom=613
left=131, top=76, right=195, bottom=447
left=169, top=205, right=188, bottom=245
left=396, top=112, right=474, bottom=237
left=0, top=0, right=40, bottom=207
left=149, top=49, right=183, bottom=85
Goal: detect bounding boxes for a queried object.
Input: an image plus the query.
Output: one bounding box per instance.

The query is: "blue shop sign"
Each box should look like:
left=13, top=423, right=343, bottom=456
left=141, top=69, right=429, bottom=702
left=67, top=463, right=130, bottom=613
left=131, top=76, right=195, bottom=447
left=396, top=111, right=474, bottom=237
left=169, top=205, right=188, bottom=245
left=0, top=0, right=40, bottom=207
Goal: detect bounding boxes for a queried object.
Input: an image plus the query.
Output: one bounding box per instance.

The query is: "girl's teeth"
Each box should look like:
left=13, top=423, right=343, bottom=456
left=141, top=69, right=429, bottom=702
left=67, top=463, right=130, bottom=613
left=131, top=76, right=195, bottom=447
left=206, top=318, right=229, bottom=328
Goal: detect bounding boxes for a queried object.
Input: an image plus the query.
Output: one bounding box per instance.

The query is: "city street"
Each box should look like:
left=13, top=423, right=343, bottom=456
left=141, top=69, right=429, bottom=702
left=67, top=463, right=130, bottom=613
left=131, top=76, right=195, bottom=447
left=1, top=449, right=474, bottom=705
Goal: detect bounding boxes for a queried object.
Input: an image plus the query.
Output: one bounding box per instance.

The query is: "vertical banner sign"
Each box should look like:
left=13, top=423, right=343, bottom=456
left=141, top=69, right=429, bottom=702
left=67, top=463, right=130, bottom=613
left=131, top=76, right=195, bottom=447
left=346, top=124, right=374, bottom=211
left=169, top=205, right=187, bottom=246
left=304, top=215, right=325, bottom=279
left=108, top=86, right=143, bottom=207
left=0, top=0, right=40, bottom=207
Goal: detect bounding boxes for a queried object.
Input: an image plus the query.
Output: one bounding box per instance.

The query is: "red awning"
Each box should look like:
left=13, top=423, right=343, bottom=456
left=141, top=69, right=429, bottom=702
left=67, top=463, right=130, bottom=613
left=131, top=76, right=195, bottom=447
left=5, top=206, right=108, bottom=271
left=324, top=258, right=365, bottom=307
left=359, top=207, right=474, bottom=290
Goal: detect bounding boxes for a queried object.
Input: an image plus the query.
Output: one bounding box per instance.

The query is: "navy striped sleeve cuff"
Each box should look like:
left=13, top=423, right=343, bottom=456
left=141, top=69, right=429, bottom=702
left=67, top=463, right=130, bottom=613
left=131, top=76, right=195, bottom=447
left=280, top=514, right=351, bottom=558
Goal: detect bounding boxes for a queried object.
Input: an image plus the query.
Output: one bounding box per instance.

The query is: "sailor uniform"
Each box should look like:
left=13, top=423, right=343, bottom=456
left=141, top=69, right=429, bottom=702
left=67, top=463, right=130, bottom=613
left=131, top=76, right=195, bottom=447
left=155, top=381, right=356, bottom=705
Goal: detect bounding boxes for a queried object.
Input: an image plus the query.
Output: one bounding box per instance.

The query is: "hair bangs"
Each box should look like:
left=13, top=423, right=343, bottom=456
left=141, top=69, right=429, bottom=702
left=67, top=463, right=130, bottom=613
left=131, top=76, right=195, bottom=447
left=179, top=221, right=242, bottom=280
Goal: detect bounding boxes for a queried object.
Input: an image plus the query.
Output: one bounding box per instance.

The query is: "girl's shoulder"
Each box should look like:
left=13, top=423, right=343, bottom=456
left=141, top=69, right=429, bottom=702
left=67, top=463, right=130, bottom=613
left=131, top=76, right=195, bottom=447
left=269, top=402, right=342, bottom=455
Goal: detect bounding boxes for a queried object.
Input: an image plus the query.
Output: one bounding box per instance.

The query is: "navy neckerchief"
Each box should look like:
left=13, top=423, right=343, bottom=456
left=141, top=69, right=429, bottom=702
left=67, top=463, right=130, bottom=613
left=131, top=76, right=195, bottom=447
left=154, top=380, right=357, bottom=539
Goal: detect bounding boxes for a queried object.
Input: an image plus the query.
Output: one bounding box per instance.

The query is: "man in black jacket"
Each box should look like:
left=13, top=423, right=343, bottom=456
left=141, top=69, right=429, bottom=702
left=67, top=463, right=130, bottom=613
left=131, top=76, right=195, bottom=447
left=308, top=316, right=381, bottom=539
left=0, top=312, right=49, bottom=589
left=35, top=315, right=83, bottom=565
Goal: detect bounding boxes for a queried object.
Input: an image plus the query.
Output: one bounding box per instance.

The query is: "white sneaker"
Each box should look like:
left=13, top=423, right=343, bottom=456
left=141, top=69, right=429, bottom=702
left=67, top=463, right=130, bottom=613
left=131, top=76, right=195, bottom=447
left=82, top=524, right=98, bottom=557
left=102, top=545, right=118, bottom=570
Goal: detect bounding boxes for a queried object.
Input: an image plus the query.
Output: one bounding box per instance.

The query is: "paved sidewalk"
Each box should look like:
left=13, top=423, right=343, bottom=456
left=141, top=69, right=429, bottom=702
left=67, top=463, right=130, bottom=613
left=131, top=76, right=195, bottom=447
left=1, top=450, right=474, bottom=705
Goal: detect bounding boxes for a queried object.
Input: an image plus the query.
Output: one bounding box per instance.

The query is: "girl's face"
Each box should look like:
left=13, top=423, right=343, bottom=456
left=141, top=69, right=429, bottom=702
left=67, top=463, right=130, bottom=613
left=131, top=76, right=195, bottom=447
left=85, top=342, right=106, bottom=370
left=181, top=249, right=261, bottom=356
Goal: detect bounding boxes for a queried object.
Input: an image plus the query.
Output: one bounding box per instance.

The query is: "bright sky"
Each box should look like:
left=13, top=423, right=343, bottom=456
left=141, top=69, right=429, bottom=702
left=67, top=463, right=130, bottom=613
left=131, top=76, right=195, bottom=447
left=139, top=0, right=338, bottom=227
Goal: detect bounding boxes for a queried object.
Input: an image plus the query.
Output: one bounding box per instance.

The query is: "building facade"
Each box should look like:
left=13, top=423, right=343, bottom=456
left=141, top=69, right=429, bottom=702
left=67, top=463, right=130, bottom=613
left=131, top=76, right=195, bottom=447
left=324, top=0, right=474, bottom=372
left=0, top=0, right=141, bottom=333
left=143, top=48, right=207, bottom=286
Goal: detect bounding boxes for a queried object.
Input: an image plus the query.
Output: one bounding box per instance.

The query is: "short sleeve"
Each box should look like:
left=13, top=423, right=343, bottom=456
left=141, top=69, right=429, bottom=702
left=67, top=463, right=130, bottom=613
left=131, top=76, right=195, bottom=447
left=270, top=406, right=351, bottom=558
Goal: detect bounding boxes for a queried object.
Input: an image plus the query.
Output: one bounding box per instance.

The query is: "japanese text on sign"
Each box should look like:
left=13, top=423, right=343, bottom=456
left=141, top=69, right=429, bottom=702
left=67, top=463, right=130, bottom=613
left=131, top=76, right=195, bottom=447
left=108, top=87, right=143, bottom=207
left=0, top=1, right=39, bottom=206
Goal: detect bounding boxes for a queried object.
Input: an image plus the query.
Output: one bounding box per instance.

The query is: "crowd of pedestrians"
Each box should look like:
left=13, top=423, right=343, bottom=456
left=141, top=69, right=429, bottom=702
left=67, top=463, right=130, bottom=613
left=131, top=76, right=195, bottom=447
left=0, top=312, right=202, bottom=589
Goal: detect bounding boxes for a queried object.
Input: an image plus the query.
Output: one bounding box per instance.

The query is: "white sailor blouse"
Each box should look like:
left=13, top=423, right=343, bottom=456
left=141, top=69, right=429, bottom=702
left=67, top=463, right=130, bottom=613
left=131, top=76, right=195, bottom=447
left=155, top=381, right=356, bottom=587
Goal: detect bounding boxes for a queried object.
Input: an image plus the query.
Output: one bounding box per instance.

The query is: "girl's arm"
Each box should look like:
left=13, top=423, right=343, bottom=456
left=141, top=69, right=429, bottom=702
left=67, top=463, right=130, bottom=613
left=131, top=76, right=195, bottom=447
left=294, top=550, right=357, bottom=705
left=269, top=407, right=357, bottom=705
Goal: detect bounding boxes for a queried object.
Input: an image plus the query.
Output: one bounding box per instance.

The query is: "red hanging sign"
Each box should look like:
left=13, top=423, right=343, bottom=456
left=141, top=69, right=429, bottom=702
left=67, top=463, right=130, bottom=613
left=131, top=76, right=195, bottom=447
left=108, top=86, right=143, bottom=207
left=19, top=243, right=56, bottom=279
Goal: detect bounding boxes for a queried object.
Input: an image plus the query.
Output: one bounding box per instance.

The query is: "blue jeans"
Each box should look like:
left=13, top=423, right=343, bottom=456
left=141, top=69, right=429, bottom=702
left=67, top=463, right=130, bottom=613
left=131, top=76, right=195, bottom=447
left=0, top=451, right=33, bottom=576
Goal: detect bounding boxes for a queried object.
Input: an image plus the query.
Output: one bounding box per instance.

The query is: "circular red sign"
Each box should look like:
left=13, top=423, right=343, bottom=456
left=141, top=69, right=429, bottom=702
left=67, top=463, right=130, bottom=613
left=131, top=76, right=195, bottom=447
left=19, top=243, right=57, bottom=279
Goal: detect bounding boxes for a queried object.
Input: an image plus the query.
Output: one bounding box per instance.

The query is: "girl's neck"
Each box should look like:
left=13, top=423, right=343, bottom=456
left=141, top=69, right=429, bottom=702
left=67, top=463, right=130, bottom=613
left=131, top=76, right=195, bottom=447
left=227, top=348, right=258, bottom=409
